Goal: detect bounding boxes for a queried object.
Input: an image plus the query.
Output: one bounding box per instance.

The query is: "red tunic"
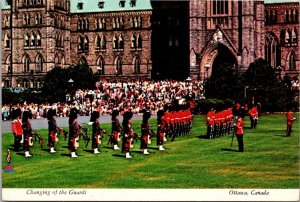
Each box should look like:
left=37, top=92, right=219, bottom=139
left=12, top=119, right=23, bottom=136
left=235, top=119, right=244, bottom=135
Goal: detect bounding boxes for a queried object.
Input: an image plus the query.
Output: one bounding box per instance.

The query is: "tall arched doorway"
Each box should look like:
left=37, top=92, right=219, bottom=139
left=212, top=43, right=238, bottom=74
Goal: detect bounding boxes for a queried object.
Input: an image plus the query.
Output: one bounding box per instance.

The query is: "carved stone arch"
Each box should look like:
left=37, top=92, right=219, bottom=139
left=35, top=53, right=44, bottom=72
left=97, top=56, right=105, bottom=74
left=61, top=55, right=65, bottom=68
left=22, top=54, right=31, bottom=72
left=133, top=55, right=141, bottom=74
left=78, top=56, right=88, bottom=66
left=114, top=56, right=122, bottom=75
left=286, top=50, right=296, bottom=71
left=54, top=53, right=60, bottom=67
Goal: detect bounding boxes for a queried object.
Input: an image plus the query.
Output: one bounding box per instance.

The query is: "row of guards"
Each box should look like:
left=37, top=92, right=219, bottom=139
left=11, top=103, right=193, bottom=159
left=206, top=104, right=259, bottom=139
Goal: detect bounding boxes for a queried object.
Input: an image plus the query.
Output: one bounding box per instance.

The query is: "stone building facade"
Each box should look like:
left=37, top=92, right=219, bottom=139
left=1, top=0, right=299, bottom=88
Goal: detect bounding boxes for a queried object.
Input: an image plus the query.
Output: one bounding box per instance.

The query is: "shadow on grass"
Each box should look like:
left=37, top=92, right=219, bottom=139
left=274, top=134, right=288, bottom=137
left=112, top=154, right=125, bottom=158
left=102, top=146, right=114, bottom=150
left=41, top=148, right=50, bottom=153
left=148, top=146, right=159, bottom=150
left=196, top=135, right=207, bottom=139
left=84, top=149, right=94, bottom=154
left=131, top=150, right=143, bottom=154
left=60, top=153, right=71, bottom=157
left=15, top=152, right=24, bottom=156
left=221, top=148, right=239, bottom=152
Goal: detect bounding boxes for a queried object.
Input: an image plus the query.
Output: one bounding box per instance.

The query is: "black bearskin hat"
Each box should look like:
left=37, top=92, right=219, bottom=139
left=68, top=107, right=78, bottom=125
left=157, top=110, right=164, bottom=119
left=90, top=111, right=100, bottom=122
left=47, top=109, right=57, bottom=120
left=111, top=109, right=119, bottom=121
left=143, top=110, right=151, bottom=121
left=22, top=110, right=32, bottom=123
left=12, top=108, right=22, bottom=119
left=123, top=111, right=133, bottom=120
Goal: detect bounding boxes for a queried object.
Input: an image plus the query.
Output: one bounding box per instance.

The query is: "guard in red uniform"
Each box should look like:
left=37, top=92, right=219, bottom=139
left=22, top=110, right=33, bottom=157
left=235, top=116, right=244, bottom=152
left=12, top=108, right=23, bottom=152
left=206, top=108, right=215, bottom=139
left=111, top=109, right=122, bottom=150
left=249, top=106, right=258, bottom=129
left=140, top=110, right=151, bottom=155
left=286, top=110, right=296, bottom=137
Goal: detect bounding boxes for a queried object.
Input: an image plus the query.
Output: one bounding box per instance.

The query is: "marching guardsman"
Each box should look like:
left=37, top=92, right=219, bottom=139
left=111, top=109, right=122, bottom=150
left=68, top=107, right=80, bottom=158
left=11, top=108, right=23, bottom=151
left=122, top=111, right=136, bottom=159
left=90, top=111, right=104, bottom=154
left=286, top=109, right=296, bottom=137
left=157, top=110, right=166, bottom=151
left=22, top=110, right=33, bottom=157
left=140, top=110, right=151, bottom=155
left=48, top=109, right=58, bottom=153
left=235, top=116, right=244, bottom=152
left=249, top=106, right=258, bottom=129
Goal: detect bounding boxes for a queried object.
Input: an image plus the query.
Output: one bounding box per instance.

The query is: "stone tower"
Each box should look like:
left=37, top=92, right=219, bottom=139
left=189, top=0, right=265, bottom=80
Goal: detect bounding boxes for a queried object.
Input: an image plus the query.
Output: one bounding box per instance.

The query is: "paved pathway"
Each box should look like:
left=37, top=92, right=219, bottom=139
left=1, top=114, right=148, bottom=133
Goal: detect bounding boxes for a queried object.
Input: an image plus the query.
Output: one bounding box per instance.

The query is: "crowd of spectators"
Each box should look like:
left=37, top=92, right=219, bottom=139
left=2, top=79, right=205, bottom=121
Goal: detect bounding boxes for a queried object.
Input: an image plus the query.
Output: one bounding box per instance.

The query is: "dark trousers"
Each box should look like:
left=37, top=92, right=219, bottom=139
left=250, top=118, right=257, bottom=129
left=236, top=134, right=244, bottom=152
left=286, top=125, right=292, bottom=137
left=14, top=135, right=22, bottom=151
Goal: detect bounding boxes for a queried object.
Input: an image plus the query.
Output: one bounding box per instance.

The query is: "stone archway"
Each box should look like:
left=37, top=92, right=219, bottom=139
left=199, top=43, right=238, bottom=80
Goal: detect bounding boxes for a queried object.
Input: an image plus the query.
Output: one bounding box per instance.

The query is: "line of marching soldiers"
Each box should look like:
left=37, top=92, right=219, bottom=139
left=206, top=108, right=234, bottom=139
left=11, top=104, right=193, bottom=159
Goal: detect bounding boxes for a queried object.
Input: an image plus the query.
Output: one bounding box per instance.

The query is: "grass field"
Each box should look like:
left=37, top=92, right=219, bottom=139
left=2, top=114, right=299, bottom=188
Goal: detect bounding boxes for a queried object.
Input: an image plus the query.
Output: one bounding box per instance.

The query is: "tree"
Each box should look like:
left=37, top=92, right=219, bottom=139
left=41, top=65, right=98, bottom=103
left=244, top=58, right=296, bottom=111
left=204, top=63, right=244, bottom=100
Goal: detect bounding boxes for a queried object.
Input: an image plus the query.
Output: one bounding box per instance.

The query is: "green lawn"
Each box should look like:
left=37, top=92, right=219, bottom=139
left=2, top=114, right=299, bottom=188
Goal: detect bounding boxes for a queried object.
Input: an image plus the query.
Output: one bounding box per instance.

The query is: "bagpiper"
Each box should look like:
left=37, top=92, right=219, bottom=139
left=90, top=111, right=104, bottom=154
left=22, top=110, right=33, bottom=157
left=122, top=111, right=137, bottom=158
left=157, top=110, right=166, bottom=151
left=11, top=108, right=23, bottom=152
left=47, top=109, right=58, bottom=153
left=110, top=109, right=122, bottom=150
left=140, top=110, right=151, bottom=155
left=68, top=107, right=80, bottom=158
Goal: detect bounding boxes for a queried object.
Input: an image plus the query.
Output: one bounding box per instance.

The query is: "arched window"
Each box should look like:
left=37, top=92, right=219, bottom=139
left=137, top=34, right=142, bottom=49
left=102, top=18, right=106, bottom=29
left=115, top=57, right=122, bottom=75
left=112, top=18, right=116, bottom=29
left=30, top=33, right=35, bottom=46
left=131, top=34, right=136, bottom=49
left=118, top=35, right=124, bottom=50
left=36, top=54, right=43, bottom=72
left=100, top=35, right=106, bottom=50
left=265, top=33, right=281, bottom=68
left=285, top=29, right=290, bottom=43
left=84, top=35, right=89, bottom=51
left=95, top=19, right=99, bottom=30
left=85, top=19, right=89, bottom=30
left=130, top=17, right=134, bottom=28
left=78, top=19, right=82, bottom=30
left=116, top=17, right=120, bottom=28
left=212, top=0, right=229, bottom=15
left=137, top=16, right=142, bottom=28
left=4, top=33, right=10, bottom=49
left=54, top=54, right=60, bottom=66
left=280, top=30, right=285, bottom=45
left=95, top=35, right=100, bottom=49
left=23, top=55, right=30, bottom=72
left=78, top=35, right=83, bottom=51
left=285, top=10, right=289, bottom=22
left=273, top=10, right=277, bottom=24
left=292, top=28, right=297, bottom=44
left=120, top=17, right=124, bottom=29
left=36, top=32, right=41, bottom=46
left=97, top=57, right=105, bottom=75
left=79, top=56, right=87, bottom=66
left=289, top=52, right=296, bottom=71
left=24, top=34, right=29, bottom=47
left=134, top=17, right=138, bottom=28
left=113, top=35, right=118, bottom=49
left=134, top=57, right=140, bottom=74
left=6, top=55, right=11, bottom=73
left=23, top=79, right=29, bottom=88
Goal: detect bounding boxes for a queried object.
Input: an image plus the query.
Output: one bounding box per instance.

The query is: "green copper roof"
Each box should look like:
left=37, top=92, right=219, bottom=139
left=70, top=0, right=152, bottom=13
left=264, top=0, right=299, bottom=4
left=1, top=0, right=11, bottom=10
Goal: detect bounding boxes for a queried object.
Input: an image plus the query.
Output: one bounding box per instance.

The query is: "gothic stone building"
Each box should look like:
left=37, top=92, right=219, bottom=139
left=1, top=0, right=299, bottom=88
